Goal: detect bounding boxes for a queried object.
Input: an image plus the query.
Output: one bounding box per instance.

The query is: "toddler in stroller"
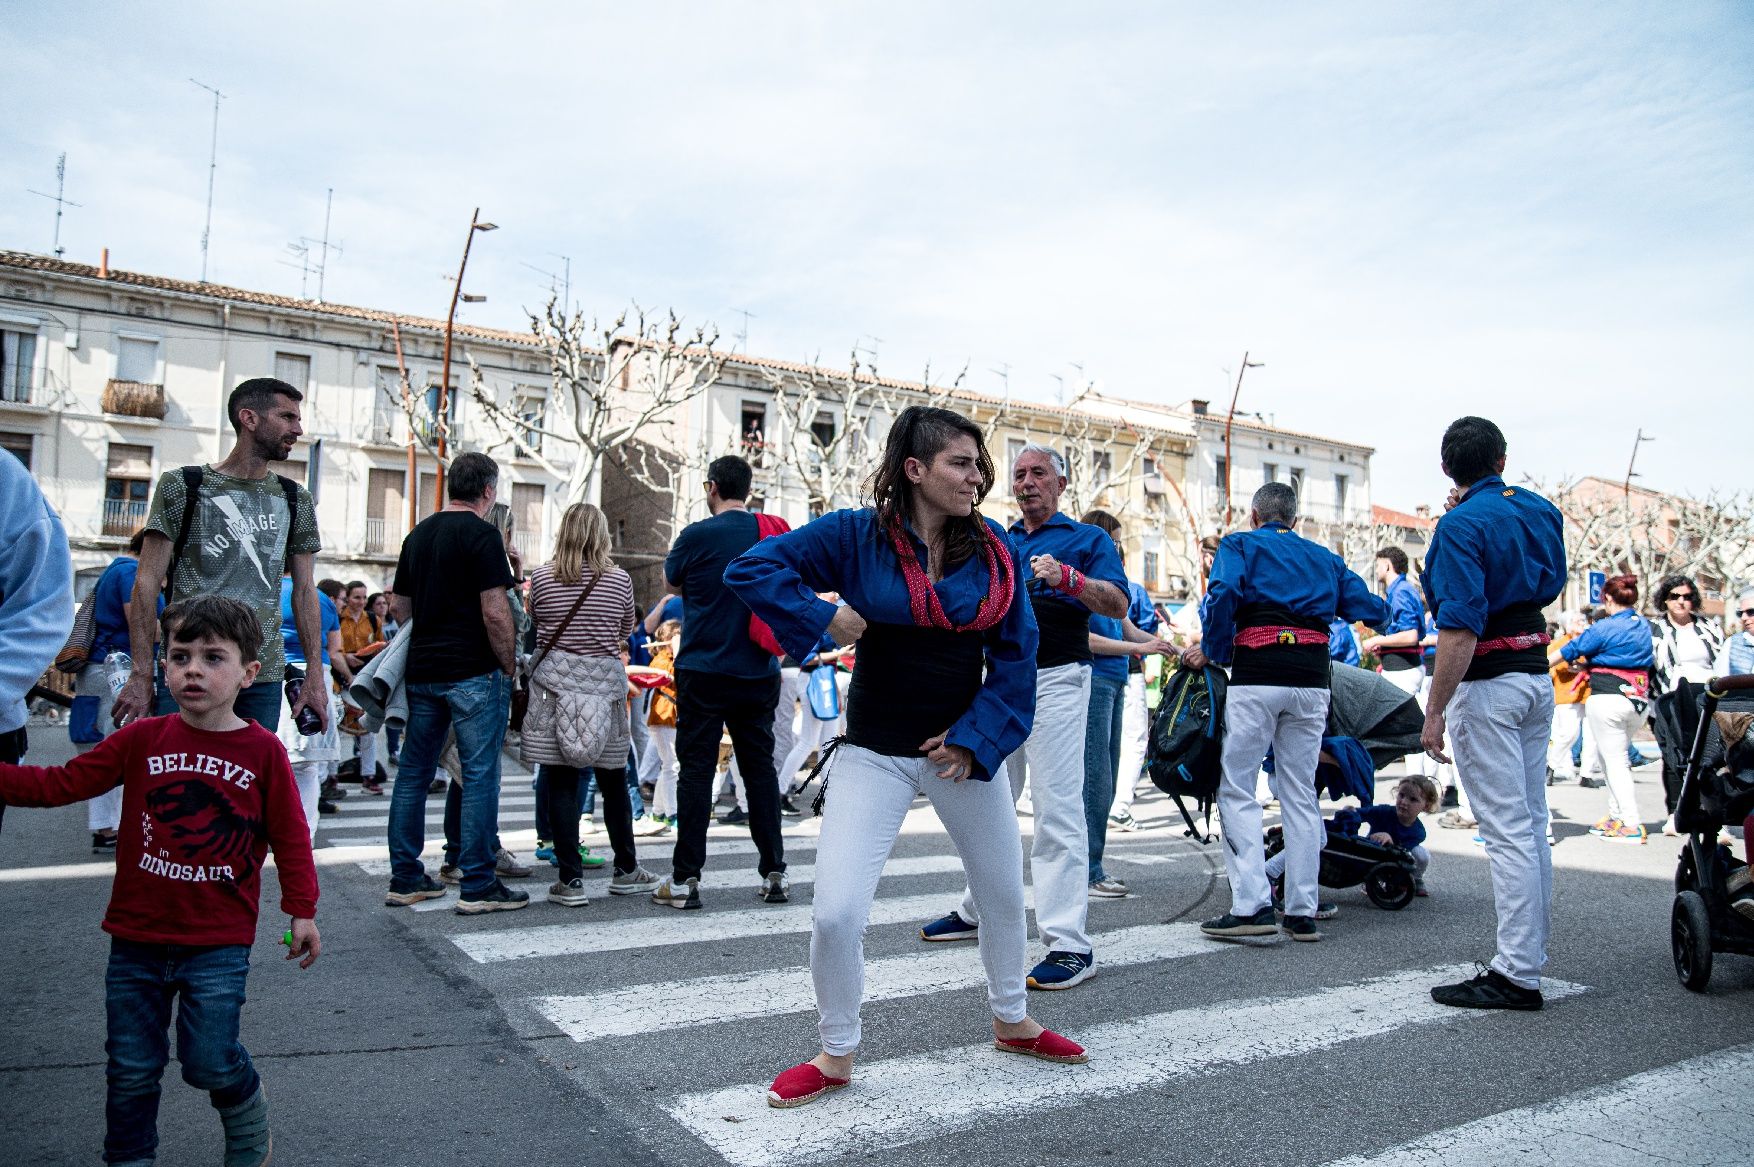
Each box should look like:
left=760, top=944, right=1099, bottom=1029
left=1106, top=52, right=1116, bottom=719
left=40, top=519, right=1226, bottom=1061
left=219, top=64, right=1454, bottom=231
left=1671, top=677, right=1754, bottom=989
left=1268, top=776, right=1438, bottom=918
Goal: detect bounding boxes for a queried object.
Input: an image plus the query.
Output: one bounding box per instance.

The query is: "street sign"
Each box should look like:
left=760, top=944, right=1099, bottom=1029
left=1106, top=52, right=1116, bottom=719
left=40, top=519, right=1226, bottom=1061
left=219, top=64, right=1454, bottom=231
left=1588, top=571, right=1606, bottom=605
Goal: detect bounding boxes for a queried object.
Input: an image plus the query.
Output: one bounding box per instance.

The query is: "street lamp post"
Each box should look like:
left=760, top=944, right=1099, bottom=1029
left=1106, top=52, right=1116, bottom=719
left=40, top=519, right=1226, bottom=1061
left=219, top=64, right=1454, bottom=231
left=433, top=207, right=497, bottom=510
left=1220, top=351, right=1263, bottom=529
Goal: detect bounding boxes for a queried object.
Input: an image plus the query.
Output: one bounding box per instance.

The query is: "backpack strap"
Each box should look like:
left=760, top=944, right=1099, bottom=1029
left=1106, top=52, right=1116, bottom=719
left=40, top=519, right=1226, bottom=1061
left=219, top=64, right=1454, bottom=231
left=165, top=465, right=205, bottom=602
left=274, top=474, right=300, bottom=559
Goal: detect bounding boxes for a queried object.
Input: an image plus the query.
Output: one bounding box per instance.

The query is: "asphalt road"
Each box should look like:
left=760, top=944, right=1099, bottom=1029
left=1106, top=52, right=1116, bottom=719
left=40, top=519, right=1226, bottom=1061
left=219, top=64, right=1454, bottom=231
left=3, top=722, right=1751, bottom=1166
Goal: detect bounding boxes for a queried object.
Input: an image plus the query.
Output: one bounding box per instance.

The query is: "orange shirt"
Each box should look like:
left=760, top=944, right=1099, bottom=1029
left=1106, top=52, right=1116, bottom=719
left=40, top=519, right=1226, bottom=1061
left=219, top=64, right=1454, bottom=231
left=338, top=608, right=379, bottom=657
left=1550, top=632, right=1588, bottom=705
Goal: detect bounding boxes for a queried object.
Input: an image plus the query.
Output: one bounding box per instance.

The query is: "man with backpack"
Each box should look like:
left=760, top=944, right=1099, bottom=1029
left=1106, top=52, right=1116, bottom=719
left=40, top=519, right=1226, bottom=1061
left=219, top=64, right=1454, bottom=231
left=1183, top=482, right=1386, bottom=943
left=112, top=377, right=327, bottom=733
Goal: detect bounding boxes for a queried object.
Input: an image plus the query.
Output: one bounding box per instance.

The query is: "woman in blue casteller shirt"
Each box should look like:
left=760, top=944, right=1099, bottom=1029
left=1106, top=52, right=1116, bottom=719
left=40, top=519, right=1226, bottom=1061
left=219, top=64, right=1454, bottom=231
left=1554, top=574, right=1655, bottom=843
left=726, top=406, right=1088, bottom=1109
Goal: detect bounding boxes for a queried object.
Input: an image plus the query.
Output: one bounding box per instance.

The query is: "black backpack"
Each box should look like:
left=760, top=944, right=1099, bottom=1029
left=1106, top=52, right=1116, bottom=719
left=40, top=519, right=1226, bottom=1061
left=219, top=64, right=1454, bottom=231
left=165, top=465, right=301, bottom=601
left=1147, top=664, right=1227, bottom=843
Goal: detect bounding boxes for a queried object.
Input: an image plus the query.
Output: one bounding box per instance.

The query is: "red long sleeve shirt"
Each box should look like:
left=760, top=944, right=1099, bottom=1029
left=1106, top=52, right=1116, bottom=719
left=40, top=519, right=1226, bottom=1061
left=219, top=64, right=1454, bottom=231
left=0, top=715, right=319, bottom=945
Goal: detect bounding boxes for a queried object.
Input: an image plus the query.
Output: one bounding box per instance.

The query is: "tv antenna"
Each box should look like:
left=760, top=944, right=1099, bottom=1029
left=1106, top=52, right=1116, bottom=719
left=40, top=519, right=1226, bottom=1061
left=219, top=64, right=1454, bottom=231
left=990, top=361, right=1011, bottom=403
left=522, top=254, right=573, bottom=320
left=190, top=78, right=226, bottom=282
left=27, top=153, right=81, bottom=258
left=730, top=307, right=757, bottom=352
left=282, top=189, right=343, bottom=301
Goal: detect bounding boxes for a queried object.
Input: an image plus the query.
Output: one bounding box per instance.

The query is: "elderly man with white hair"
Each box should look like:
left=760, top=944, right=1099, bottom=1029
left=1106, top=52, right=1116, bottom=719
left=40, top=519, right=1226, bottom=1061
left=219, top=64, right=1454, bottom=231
left=1713, top=588, right=1754, bottom=678
left=919, top=442, right=1128, bottom=991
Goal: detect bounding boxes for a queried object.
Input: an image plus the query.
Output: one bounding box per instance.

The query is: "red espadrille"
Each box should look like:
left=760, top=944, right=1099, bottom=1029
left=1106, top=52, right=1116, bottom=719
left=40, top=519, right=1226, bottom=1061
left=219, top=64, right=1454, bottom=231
left=994, top=1028, right=1088, bottom=1064
left=766, top=1062, right=851, bottom=1109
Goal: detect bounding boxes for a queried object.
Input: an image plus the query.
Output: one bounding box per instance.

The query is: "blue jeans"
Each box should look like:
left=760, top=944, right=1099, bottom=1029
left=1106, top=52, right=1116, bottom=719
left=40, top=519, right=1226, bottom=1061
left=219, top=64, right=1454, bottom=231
left=1084, top=673, right=1126, bottom=882
left=389, top=671, right=509, bottom=894
left=104, top=938, right=258, bottom=1165
left=153, top=668, right=282, bottom=731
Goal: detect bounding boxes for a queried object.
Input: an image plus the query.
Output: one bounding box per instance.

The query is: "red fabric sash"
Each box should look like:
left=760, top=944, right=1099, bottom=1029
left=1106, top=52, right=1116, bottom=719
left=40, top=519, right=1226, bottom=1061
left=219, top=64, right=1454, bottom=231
left=747, top=512, right=794, bottom=657
left=887, top=519, right=1013, bottom=634
left=1472, top=631, right=1552, bottom=657
left=1591, top=665, right=1651, bottom=700
left=1235, top=625, right=1329, bottom=649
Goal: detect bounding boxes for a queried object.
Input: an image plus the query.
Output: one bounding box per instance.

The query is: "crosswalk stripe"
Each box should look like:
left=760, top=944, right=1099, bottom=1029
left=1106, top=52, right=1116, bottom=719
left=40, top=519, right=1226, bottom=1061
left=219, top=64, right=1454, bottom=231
left=408, top=853, right=968, bottom=913
left=318, top=809, right=539, bottom=833
left=452, top=892, right=957, bottom=964
left=535, top=922, right=1237, bottom=1043
left=1326, top=1042, right=1754, bottom=1166
left=664, top=964, right=1588, bottom=1167
left=352, top=837, right=802, bottom=878
left=324, top=792, right=539, bottom=815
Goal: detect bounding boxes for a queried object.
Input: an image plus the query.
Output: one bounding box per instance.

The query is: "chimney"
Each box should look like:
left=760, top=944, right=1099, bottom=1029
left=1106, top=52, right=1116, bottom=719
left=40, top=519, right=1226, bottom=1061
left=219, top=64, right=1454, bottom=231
left=98, top=248, right=110, bottom=278
left=1190, top=398, right=1209, bottom=415
left=1415, top=504, right=1431, bottom=520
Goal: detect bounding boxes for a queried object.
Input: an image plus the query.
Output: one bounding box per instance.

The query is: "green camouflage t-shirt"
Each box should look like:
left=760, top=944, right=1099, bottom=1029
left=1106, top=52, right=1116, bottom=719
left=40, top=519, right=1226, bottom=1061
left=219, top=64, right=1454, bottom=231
left=143, top=466, right=323, bottom=678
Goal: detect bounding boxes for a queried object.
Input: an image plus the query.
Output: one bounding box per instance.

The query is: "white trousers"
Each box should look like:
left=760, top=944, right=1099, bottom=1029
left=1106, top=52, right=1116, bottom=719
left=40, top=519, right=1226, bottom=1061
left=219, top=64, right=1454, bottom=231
left=1108, top=673, right=1151, bottom=817
left=814, top=745, right=1028, bottom=1055
left=355, top=724, right=378, bottom=779
left=960, top=662, right=1092, bottom=954
left=780, top=707, right=841, bottom=792
left=648, top=725, right=679, bottom=816
left=1547, top=702, right=1583, bottom=779
left=1381, top=666, right=1426, bottom=774
left=76, top=680, right=124, bottom=833
left=1219, top=685, right=1329, bottom=918
left=291, top=760, right=322, bottom=843
left=1586, top=693, right=1647, bottom=828
left=1450, top=672, right=1553, bottom=989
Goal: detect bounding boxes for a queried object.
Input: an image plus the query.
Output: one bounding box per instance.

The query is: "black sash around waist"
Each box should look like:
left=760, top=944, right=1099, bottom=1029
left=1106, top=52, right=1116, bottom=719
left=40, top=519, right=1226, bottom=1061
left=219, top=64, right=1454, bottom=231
left=1029, top=590, right=1093, bottom=669
left=845, top=622, right=985, bottom=758
left=1465, top=601, right=1549, bottom=682
left=1231, top=603, right=1329, bottom=689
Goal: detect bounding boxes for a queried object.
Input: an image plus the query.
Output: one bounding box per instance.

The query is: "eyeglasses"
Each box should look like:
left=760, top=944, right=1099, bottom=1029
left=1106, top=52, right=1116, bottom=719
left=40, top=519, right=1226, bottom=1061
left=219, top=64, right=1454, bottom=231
left=1667, top=593, right=1695, bottom=602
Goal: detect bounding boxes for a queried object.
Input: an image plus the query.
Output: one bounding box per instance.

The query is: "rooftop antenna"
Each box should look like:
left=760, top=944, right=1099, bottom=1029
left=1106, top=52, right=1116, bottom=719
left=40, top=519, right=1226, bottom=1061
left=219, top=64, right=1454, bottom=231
left=190, top=78, right=226, bottom=282
left=286, top=189, right=344, bottom=302
left=990, top=361, right=1011, bottom=404
left=854, top=333, right=884, bottom=362
left=550, top=253, right=571, bottom=320
left=279, top=240, right=319, bottom=300
left=731, top=307, right=757, bottom=353
left=315, top=188, right=336, bottom=301
left=26, top=153, right=81, bottom=258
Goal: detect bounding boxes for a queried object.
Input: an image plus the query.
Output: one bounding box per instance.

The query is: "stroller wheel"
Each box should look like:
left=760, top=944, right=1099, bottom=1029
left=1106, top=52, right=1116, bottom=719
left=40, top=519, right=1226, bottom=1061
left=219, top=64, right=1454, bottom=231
left=1671, top=891, right=1713, bottom=991
left=1364, top=862, right=1415, bottom=911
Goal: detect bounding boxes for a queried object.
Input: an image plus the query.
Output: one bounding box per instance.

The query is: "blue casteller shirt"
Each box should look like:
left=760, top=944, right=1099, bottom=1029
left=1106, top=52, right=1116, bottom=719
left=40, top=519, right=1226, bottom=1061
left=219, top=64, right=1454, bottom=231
left=666, top=509, right=777, bottom=680
left=1560, top=608, right=1654, bottom=698
left=1090, top=612, right=1129, bottom=682
left=1200, top=523, right=1387, bottom=688
left=1421, top=475, right=1565, bottom=682
left=1331, top=804, right=1427, bottom=850
left=724, top=508, right=1038, bottom=783
left=1328, top=618, right=1361, bottom=666
left=1376, top=574, right=1427, bottom=670
left=92, top=556, right=162, bottom=662
left=1008, top=512, right=1127, bottom=669
left=280, top=578, right=338, bottom=668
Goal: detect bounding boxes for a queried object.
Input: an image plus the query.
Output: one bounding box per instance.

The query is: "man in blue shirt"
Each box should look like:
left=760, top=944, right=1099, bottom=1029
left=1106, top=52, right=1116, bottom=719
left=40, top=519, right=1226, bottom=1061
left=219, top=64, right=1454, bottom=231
left=1184, top=482, right=1386, bottom=943
left=1108, top=575, right=1171, bottom=833
left=655, top=455, right=787, bottom=911
left=923, top=445, right=1127, bottom=991
left=1420, top=416, right=1565, bottom=1011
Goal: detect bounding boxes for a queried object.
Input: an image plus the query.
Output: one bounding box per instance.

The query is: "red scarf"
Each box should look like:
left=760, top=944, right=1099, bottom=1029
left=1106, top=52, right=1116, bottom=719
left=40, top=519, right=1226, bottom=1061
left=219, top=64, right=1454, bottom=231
left=887, top=519, right=1013, bottom=633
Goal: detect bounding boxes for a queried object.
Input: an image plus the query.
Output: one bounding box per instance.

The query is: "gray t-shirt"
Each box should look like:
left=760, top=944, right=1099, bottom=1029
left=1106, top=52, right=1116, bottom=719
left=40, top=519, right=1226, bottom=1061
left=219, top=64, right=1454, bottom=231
left=144, top=466, right=322, bottom=678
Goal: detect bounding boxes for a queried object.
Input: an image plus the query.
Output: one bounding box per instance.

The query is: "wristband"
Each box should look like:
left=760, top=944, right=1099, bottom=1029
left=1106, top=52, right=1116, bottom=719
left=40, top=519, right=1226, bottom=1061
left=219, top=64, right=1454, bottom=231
left=1056, top=565, right=1086, bottom=597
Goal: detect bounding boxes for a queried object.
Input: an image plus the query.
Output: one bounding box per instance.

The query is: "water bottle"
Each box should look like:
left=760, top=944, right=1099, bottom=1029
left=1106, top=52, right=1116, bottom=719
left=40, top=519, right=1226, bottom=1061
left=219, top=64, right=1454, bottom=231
left=283, top=664, right=324, bottom=736
left=104, top=652, right=132, bottom=699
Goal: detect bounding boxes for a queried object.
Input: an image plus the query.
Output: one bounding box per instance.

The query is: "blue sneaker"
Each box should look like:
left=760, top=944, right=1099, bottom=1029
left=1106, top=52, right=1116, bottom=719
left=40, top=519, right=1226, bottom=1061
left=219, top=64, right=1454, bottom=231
left=919, top=911, right=979, bottom=942
left=1027, top=950, right=1096, bottom=991
left=535, top=841, right=556, bottom=863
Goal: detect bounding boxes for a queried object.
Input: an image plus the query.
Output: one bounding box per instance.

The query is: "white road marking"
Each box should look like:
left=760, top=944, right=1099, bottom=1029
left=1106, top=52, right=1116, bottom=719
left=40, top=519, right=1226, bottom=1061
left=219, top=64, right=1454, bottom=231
left=318, top=808, right=539, bottom=833
left=323, top=792, right=538, bottom=815
left=535, top=922, right=1236, bottom=1042
left=452, top=892, right=962, bottom=964
left=1326, top=1042, right=1754, bottom=1166
left=353, top=837, right=806, bottom=879
left=664, top=965, right=1588, bottom=1167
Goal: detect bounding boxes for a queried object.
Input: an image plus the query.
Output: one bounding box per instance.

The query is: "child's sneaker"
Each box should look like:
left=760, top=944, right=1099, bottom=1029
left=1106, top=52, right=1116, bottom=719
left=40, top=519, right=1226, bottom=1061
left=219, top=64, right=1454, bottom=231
left=1605, top=822, right=1647, bottom=844
left=1588, top=817, right=1618, bottom=837
left=1414, top=877, right=1429, bottom=897
left=579, top=846, right=608, bottom=870
left=217, top=1085, right=271, bottom=1166
left=534, top=840, right=556, bottom=863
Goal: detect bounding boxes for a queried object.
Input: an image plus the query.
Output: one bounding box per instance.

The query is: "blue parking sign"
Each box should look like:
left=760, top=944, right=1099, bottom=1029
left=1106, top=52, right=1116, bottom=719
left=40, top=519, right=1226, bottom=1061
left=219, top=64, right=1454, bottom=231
left=1588, top=571, right=1606, bottom=605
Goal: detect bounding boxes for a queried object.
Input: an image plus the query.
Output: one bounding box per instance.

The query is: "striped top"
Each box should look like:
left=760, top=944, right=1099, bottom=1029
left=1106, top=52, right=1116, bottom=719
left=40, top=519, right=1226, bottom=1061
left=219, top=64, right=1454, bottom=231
left=527, top=563, right=635, bottom=658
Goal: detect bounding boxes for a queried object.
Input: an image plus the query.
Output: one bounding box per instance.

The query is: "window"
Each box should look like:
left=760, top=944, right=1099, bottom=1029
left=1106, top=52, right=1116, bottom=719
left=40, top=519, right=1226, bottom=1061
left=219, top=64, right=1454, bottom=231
left=1334, top=474, right=1350, bottom=515
left=514, top=387, right=547, bottom=455
left=370, top=367, right=403, bottom=443
left=511, top=483, right=544, bottom=565
left=116, top=336, right=160, bottom=384
left=421, top=382, right=458, bottom=444
left=740, top=402, right=767, bottom=461
left=1091, top=450, right=1112, bottom=491
left=810, top=410, right=836, bottom=448
left=1, top=328, right=36, bottom=402
left=274, top=352, right=311, bottom=396
left=365, top=468, right=405, bottom=554
left=1262, top=461, right=1278, bottom=484
left=103, top=443, right=153, bottom=537
left=1287, top=467, right=1304, bottom=499
left=1142, top=550, right=1160, bottom=589
left=1141, top=453, right=1162, bottom=482
left=417, top=472, right=439, bottom=521
left=1007, top=438, right=1026, bottom=472
left=0, top=431, right=32, bottom=468
left=1214, top=455, right=1228, bottom=489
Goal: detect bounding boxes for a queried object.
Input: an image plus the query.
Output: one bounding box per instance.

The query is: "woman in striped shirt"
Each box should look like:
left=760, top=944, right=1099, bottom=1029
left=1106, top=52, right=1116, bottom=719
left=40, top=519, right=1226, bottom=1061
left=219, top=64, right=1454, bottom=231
left=520, top=502, right=657, bottom=906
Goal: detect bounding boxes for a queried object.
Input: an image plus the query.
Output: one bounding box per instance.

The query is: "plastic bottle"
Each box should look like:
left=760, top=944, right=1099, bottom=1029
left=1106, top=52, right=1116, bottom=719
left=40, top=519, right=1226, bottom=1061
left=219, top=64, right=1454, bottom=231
left=103, top=652, right=132, bottom=698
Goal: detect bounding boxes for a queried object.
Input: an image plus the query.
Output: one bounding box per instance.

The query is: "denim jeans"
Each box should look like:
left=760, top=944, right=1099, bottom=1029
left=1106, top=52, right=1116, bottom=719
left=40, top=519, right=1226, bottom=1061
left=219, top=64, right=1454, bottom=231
left=1083, top=673, right=1126, bottom=882
left=390, top=671, right=510, bottom=894
left=104, top=938, right=259, bottom=1165
left=154, top=668, right=282, bottom=731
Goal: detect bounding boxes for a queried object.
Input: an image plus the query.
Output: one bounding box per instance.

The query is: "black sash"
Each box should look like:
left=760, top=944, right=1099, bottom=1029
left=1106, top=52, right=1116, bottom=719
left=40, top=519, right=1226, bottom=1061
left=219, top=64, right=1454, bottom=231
left=844, top=622, right=985, bottom=758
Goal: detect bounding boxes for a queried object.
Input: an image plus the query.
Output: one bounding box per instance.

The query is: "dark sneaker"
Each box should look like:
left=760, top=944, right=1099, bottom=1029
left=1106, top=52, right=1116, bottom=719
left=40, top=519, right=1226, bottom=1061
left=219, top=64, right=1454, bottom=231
left=760, top=871, right=790, bottom=903
left=318, top=799, right=339, bottom=815
left=495, top=847, right=533, bottom=879
left=1269, top=879, right=1336, bottom=919
left=429, top=778, right=447, bottom=794
left=608, top=865, right=660, bottom=895
left=548, top=878, right=589, bottom=908
left=455, top=879, right=531, bottom=915
left=779, top=796, right=804, bottom=819
left=652, top=875, right=701, bottom=910
left=1430, top=965, right=1544, bottom=1011
left=719, top=807, right=749, bottom=825
left=1027, top=950, right=1096, bottom=990
left=437, top=863, right=462, bottom=885
left=1281, top=914, right=1322, bottom=942
left=320, top=778, right=348, bottom=801
left=920, top=911, right=979, bottom=942
left=1201, top=906, right=1279, bottom=938
left=384, top=875, right=447, bottom=907
left=91, top=832, right=118, bottom=856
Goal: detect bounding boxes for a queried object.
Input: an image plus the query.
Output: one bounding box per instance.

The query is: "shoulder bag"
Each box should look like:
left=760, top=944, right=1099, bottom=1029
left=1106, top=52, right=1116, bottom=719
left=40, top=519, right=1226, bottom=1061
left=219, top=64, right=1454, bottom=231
left=510, top=570, right=602, bottom=732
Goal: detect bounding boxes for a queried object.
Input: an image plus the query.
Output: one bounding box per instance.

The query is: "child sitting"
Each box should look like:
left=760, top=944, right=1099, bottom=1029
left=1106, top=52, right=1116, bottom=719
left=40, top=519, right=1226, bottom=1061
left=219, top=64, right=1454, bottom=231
left=1269, top=776, right=1440, bottom=914
left=0, top=596, right=320, bottom=1167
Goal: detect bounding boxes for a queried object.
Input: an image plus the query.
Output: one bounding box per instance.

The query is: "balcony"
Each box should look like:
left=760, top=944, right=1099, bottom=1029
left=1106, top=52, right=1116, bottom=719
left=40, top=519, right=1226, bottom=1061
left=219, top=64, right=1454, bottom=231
left=103, top=499, right=149, bottom=538
left=102, top=380, right=168, bottom=420
left=513, top=529, right=542, bottom=565
left=362, top=517, right=402, bottom=556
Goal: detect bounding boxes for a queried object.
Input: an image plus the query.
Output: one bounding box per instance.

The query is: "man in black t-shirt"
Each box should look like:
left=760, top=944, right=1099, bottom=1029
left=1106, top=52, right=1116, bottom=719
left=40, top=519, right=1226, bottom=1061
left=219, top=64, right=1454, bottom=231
left=653, top=455, right=787, bottom=911
left=383, top=452, right=524, bottom=914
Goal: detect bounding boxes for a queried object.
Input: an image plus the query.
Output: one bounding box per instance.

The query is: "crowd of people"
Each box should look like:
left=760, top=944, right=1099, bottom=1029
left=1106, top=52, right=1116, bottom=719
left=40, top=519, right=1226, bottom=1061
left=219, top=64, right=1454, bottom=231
left=0, top=372, right=1751, bottom=1157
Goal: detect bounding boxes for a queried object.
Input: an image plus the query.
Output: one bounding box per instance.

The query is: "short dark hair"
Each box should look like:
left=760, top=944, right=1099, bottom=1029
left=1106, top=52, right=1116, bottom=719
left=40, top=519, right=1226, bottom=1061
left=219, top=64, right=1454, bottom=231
left=447, top=451, right=500, bottom=503
left=317, top=578, right=344, bottom=601
left=227, top=377, right=303, bottom=432
left=1251, top=482, right=1298, bottom=525
left=126, top=528, right=149, bottom=555
left=344, top=579, right=368, bottom=594
left=1653, top=574, right=1699, bottom=611
left=1376, top=546, right=1409, bottom=575
left=1603, top=574, right=1639, bottom=607
left=1440, top=416, right=1507, bottom=487
left=708, top=454, right=753, bottom=501
left=161, top=595, right=262, bottom=664
left=1080, top=509, right=1122, bottom=537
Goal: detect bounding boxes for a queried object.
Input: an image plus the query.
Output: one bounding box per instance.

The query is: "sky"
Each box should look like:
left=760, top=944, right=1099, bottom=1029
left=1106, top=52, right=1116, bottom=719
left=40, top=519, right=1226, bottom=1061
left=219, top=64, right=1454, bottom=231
left=3, top=2, right=1750, bottom=509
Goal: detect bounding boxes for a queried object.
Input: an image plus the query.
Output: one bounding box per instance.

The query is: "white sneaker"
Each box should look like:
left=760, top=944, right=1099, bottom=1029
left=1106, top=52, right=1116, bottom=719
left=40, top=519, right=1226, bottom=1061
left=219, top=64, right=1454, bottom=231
left=1662, top=815, right=1681, bottom=837
left=632, top=815, right=671, bottom=837
left=1088, top=878, right=1129, bottom=899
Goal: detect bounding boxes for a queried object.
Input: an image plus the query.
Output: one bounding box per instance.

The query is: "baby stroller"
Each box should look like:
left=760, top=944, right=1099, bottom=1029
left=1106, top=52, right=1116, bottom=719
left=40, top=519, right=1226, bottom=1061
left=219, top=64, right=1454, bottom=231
left=1264, top=822, right=1420, bottom=910
left=1670, top=673, right=1754, bottom=990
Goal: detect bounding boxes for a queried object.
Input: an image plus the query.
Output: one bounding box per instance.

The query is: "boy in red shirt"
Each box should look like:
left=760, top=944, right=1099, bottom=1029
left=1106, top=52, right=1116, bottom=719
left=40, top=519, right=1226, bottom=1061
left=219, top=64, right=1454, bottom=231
left=0, top=595, right=319, bottom=1167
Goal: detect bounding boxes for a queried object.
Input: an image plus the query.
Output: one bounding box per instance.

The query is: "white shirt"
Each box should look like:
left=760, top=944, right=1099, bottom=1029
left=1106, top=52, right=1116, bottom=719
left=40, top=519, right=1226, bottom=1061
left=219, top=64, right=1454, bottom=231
left=1672, top=622, right=1716, bottom=684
